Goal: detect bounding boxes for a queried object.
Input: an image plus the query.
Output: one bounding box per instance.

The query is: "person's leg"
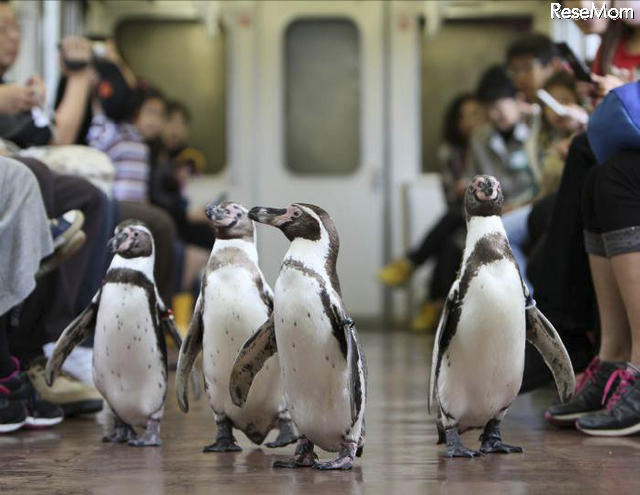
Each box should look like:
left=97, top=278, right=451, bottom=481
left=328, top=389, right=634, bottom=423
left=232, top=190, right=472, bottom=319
left=8, top=161, right=106, bottom=385
left=544, top=164, right=625, bottom=424
left=119, top=201, right=177, bottom=306
left=0, top=315, right=13, bottom=377
left=407, top=208, right=464, bottom=266
left=574, top=151, right=640, bottom=435
left=611, top=254, right=640, bottom=365
left=378, top=207, right=464, bottom=287
left=527, top=193, right=556, bottom=246
left=530, top=133, right=598, bottom=334
left=590, top=255, right=631, bottom=362
left=503, top=204, right=533, bottom=290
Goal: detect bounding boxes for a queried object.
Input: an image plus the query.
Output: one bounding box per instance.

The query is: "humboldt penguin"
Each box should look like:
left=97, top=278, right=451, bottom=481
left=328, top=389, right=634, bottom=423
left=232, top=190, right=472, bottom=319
left=428, top=175, right=575, bottom=457
left=176, top=201, right=297, bottom=451
left=230, top=203, right=366, bottom=470
left=45, top=220, right=180, bottom=446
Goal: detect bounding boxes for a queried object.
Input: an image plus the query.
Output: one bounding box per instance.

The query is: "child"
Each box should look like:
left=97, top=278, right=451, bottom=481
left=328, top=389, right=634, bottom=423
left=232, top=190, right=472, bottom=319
left=506, top=33, right=557, bottom=102
left=468, top=65, right=540, bottom=207
left=378, top=94, right=485, bottom=332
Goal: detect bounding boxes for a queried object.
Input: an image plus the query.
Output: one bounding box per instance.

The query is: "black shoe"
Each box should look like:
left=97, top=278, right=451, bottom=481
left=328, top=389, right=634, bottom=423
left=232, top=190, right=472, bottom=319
left=545, top=357, right=623, bottom=427
left=0, top=358, right=64, bottom=429
left=0, top=396, right=26, bottom=433
left=576, top=366, right=640, bottom=436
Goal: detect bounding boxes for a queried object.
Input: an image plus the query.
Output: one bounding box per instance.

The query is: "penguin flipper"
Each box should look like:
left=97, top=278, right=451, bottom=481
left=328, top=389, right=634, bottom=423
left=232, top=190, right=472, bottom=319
left=229, top=314, right=277, bottom=407
left=428, top=282, right=458, bottom=415
left=343, top=316, right=367, bottom=426
left=45, top=292, right=100, bottom=387
left=176, top=294, right=205, bottom=413
left=525, top=304, right=575, bottom=403
left=161, top=311, right=203, bottom=402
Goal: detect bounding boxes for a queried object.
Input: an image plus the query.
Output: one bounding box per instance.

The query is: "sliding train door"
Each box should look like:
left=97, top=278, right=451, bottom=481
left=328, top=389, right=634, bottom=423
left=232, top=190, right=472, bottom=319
left=253, top=1, right=386, bottom=318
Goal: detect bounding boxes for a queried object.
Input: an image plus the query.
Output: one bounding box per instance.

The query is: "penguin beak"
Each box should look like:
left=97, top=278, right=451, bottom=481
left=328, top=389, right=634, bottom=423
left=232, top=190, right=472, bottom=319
left=108, top=230, right=129, bottom=253
left=205, top=204, right=226, bottom=221
left=249, top=206, right=288, bottom=226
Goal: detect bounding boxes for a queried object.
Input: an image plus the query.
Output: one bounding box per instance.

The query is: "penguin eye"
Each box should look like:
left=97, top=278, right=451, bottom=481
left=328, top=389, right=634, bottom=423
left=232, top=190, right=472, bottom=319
left=293, top=210, right=301, bottom=218
left=134, top=232, right=139, bottom=237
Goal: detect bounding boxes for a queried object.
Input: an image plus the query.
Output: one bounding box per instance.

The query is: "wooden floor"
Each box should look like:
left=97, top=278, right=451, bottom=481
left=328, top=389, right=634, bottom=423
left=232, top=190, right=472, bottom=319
left=2, top=331, right=639, bottom=494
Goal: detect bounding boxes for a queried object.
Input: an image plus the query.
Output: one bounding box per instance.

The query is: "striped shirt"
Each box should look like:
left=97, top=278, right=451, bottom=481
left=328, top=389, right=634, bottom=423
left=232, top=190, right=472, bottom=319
left=88, top=113, right=149, bottom=202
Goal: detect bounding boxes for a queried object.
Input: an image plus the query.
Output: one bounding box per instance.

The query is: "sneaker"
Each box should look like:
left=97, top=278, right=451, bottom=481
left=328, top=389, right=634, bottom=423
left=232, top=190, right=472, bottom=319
left=576, top=365, right=640, bottom=436
left=545, top=357, right=624, bottom=426
left=411, top=300, right=443, bottom=333
left=0, top=357, right=63, bottom=429
left=0, top=394, right=26, bottom=433
left=43, top=343, right=94, bottom=386
left=50, top=210, right=84, bottom=250
left=26, top=358, right=103, bottom=416
left=377, top=258, right=414, bottom=286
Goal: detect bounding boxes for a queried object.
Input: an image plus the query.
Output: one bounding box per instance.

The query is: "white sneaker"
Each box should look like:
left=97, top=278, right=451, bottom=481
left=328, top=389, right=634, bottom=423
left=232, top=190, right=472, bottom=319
left=43, top=343, right=94, bottom=386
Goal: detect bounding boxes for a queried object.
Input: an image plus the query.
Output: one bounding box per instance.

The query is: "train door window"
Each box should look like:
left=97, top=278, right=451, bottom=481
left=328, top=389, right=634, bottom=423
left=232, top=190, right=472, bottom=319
left=116, top=20, right=226, bottom=174
left=285, top=19, right=360, bottom=175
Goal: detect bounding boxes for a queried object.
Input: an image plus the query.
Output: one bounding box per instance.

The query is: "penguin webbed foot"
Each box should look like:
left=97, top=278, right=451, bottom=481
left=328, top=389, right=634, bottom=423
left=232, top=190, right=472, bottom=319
left=102, top=421, right=136, bottom=444
left=312, top=441, right=357, bottom=471
left=203, top=437, right=242, bottom=452
left=479, top=419, right=522, bottom=454
left=444, top=427, right=482, bottom=458
left=273, top=437, right=316, bottom=468
left=479, top=438, right=523, bottom=454
left=265, top=419, right=298, bottom=448
left=128, top=419, right=162, bottom=447
left=204, top=418, right=242, bottom=452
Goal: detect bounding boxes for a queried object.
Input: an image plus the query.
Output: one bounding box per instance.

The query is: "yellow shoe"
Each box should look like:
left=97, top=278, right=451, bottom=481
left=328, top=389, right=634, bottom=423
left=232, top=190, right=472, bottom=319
left=411, top=300, right=444, bottom=333
left=377, top=258, right=414, bottom=286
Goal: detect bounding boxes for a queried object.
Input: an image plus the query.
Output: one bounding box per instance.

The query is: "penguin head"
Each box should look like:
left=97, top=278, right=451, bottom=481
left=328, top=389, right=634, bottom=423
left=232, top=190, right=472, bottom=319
left=109, top=220, right=154, bottom=259
left=205, top=201, right=254, bottom=240
left=464, top=175, right=504, bottom=218
left=249, top=203, right=338, bottom=245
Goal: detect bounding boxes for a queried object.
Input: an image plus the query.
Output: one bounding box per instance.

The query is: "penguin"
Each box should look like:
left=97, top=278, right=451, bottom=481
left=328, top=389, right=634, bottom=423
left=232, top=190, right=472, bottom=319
left=175, top=201, right=297, bottom=451
left=230, top=203, right=367, bottom=470
left=428, top=175, right=575, bottom=457
left=45, top=220, right=181, bottom=447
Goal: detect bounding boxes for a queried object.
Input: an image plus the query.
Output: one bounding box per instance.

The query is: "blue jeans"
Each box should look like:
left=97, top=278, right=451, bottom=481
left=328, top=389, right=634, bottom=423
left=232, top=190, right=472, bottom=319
left=503, top=204, right=533, bottom=293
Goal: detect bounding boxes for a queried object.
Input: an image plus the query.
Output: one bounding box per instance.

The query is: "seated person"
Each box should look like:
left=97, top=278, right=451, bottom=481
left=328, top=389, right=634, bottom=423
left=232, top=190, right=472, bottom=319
left=0, top=157, right=80, bottom=432
left=0, top=1, right=109, bottom=412
left=468, top=65, right=541, bottom=206
left=506, top=32, right=558, bottom=103
left=504, top=71, right=588, bottom=290
left=547, top=148, right=640, bottom=435
left=148, top=100, right=213, bottom=292
left=378, top=93, right=485, bottom=332
left=87, top=84, right=177, bottom=304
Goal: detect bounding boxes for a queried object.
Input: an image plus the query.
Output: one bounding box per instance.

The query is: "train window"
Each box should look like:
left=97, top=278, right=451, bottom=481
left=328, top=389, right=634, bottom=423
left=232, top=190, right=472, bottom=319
left=116, top=19, right=226, bottom=174
left=285, top=19, right=360, bottom=175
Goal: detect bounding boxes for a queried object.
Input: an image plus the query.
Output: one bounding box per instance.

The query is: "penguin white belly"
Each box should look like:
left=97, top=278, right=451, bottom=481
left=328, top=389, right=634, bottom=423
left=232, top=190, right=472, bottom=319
left=93, top=283, right=166, bottom=427
left=439, top=260, right=525, bottom=430
left=274, top=269, right=351, bottom=452
left=202, top=267, right=282, bottom=440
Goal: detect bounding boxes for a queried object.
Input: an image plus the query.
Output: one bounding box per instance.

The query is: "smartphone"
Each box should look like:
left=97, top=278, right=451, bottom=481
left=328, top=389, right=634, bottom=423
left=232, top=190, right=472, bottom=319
left=555, top=42, right=593, bottom=83
left=537, top=89, right=568, bottom=117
